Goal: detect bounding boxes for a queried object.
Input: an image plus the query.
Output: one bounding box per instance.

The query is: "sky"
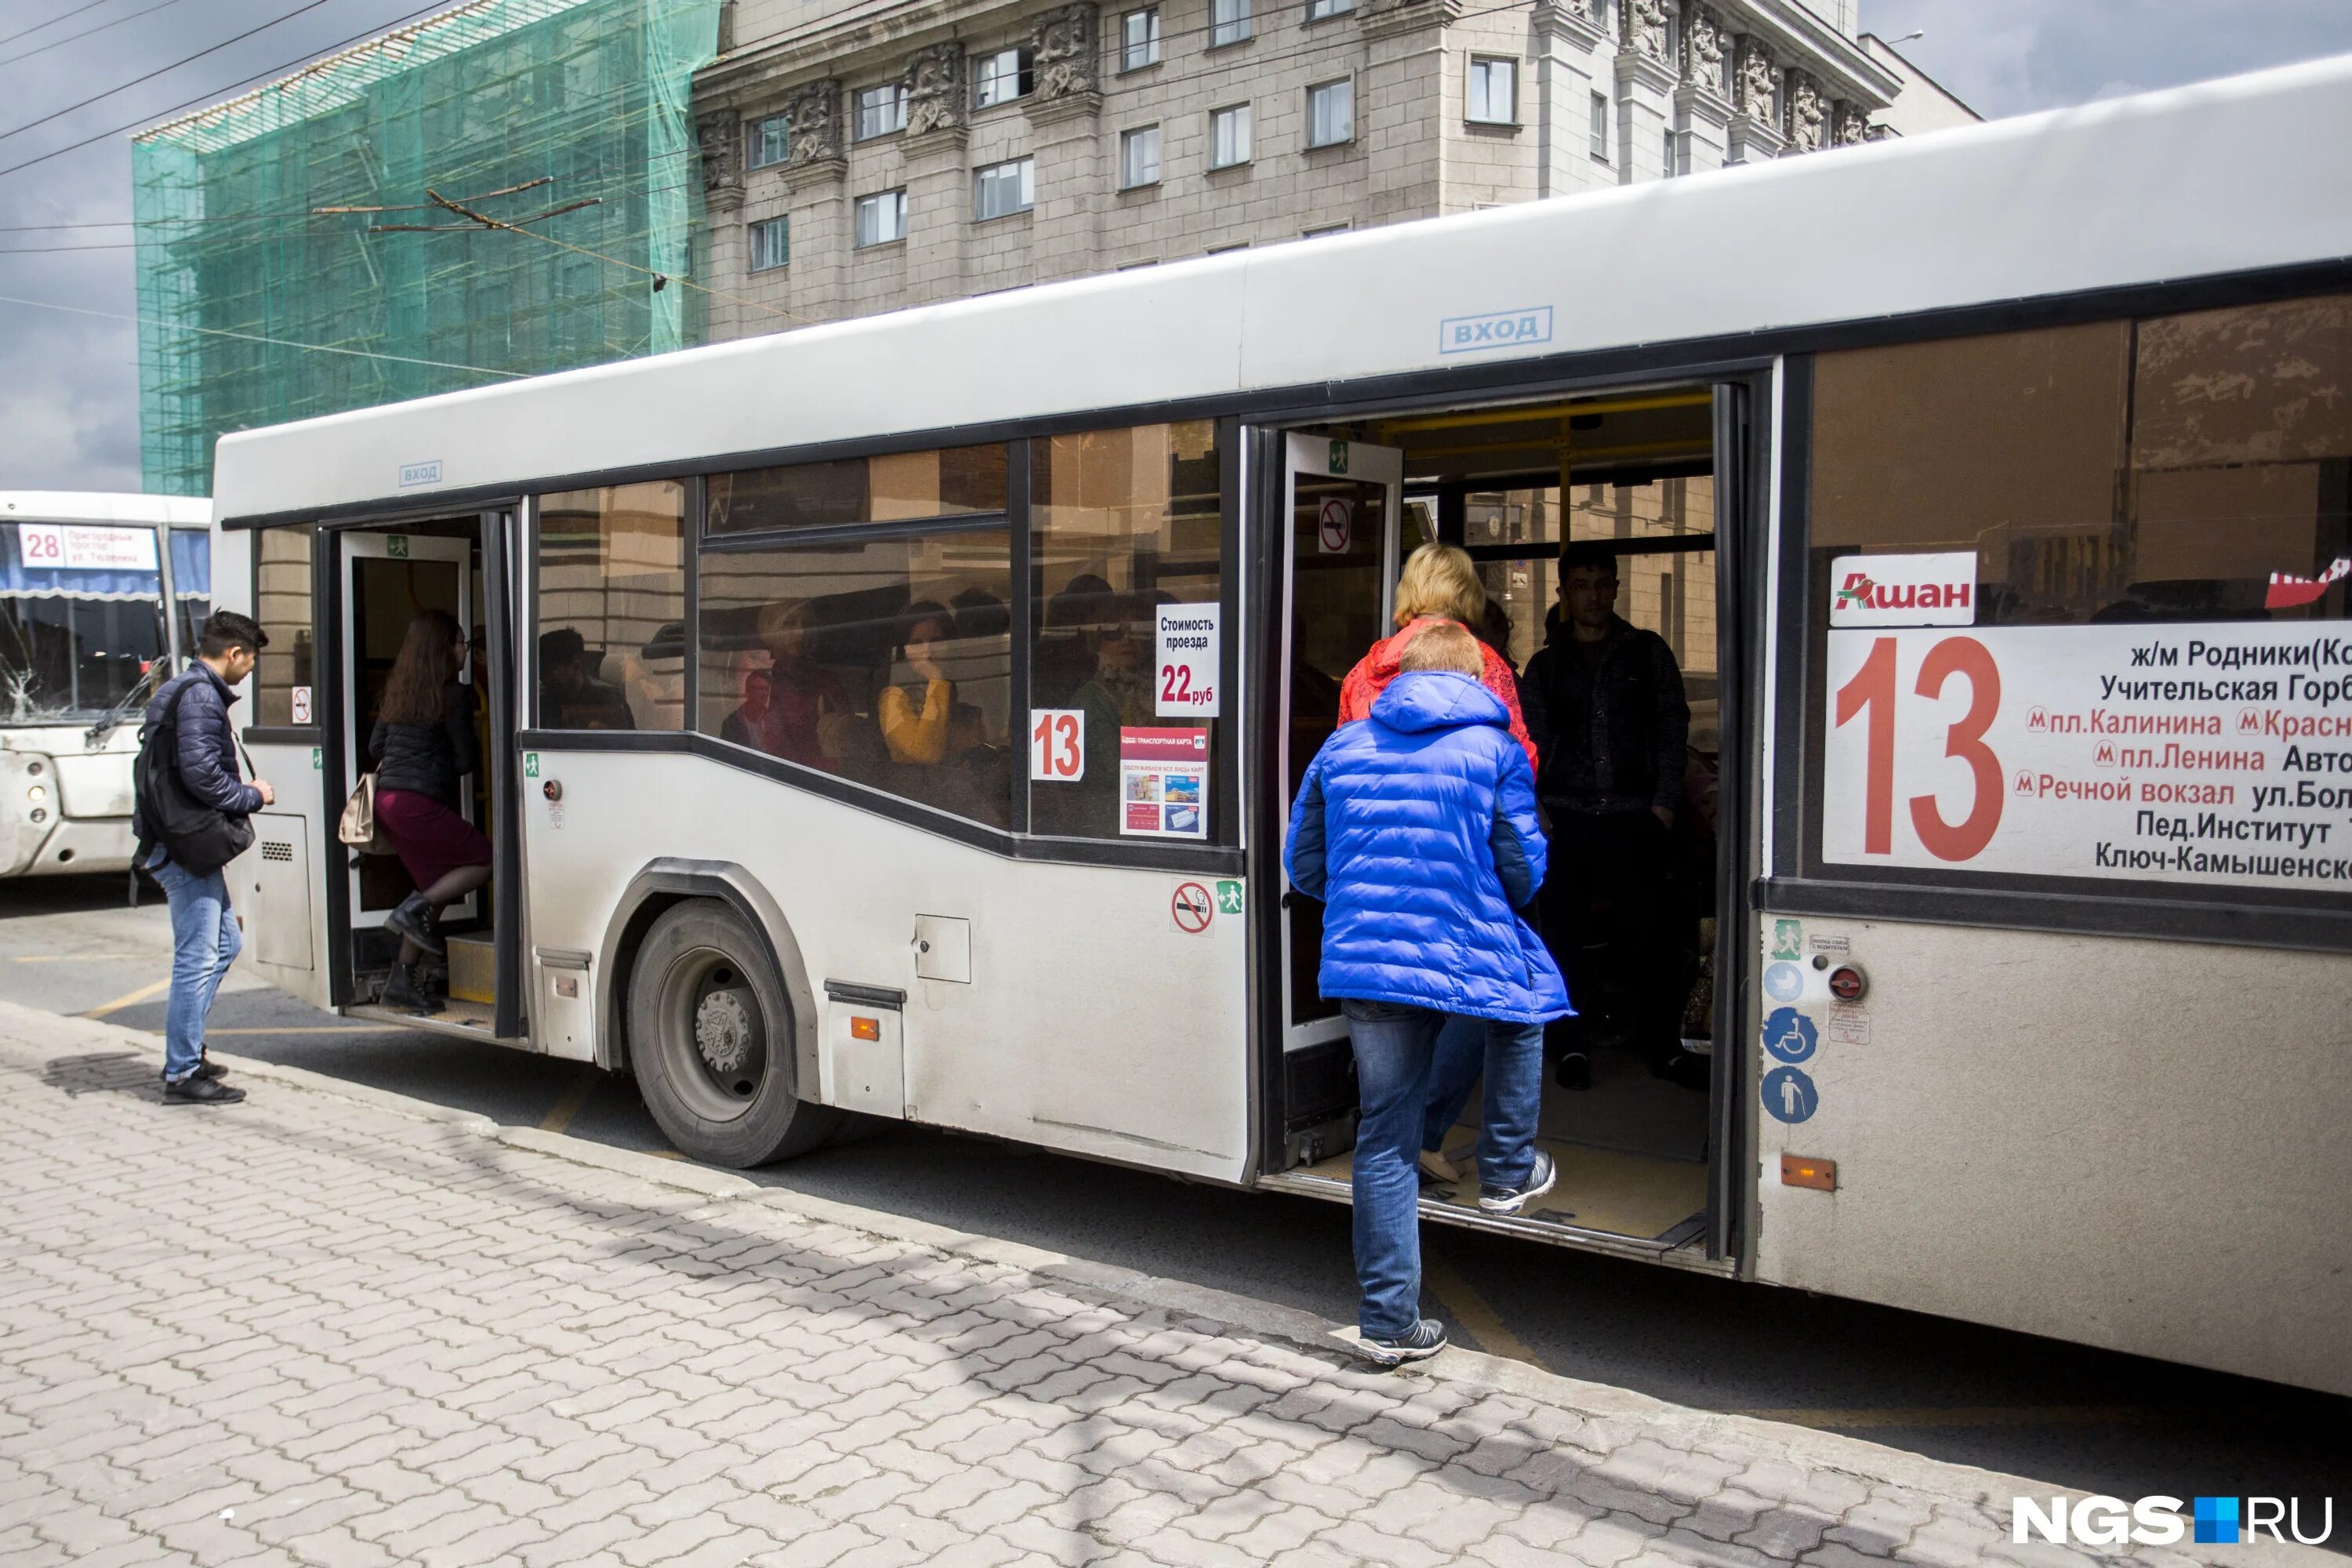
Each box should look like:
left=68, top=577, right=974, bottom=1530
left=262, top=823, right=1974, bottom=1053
left=1, top=0, right=2350, bottom=494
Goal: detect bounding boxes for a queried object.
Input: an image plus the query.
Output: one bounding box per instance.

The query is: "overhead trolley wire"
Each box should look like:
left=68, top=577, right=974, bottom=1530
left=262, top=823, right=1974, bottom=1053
left=0, top=0, right=453, bottom=180
left=0, top=0, right=193, bottom=69
left=0, top=289, right=532, bottom=379
left=0, top=0, right=114, bottom=52
left=0, top=0, right=339, bottom=144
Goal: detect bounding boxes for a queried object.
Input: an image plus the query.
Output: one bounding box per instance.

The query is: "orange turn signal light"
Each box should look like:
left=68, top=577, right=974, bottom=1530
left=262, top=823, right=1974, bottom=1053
left=850, top=1016, right=881, bottom=1041
left=1780, top=1154, right=1836, bottom=1192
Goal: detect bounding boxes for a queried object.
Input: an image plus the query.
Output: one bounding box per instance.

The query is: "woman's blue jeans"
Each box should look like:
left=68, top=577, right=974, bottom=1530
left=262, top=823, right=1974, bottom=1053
left=149, top=854, right=240, bottom=1083
left=1421, top=1014, right=1544, bottom=1189
left=1342, top=998, right=1445, bottom=1338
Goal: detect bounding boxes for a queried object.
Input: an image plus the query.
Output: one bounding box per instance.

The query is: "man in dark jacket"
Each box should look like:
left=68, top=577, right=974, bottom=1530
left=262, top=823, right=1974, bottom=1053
left=1519, top=543, right=1696, bottom=1087
left=137, top=612, right=275, bottom=1105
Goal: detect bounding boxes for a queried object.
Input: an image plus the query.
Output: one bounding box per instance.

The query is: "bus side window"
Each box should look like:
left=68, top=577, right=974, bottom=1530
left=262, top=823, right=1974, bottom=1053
left=535, top=483, right=687, bottom=731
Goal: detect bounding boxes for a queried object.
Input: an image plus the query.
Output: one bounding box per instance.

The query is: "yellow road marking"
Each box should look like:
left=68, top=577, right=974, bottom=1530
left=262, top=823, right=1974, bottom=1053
left=13, top=953, right=135, bottom=962
left=1421, top=1252, right=1546, bottom=1371
left=203, top=1026, right=379, bottom=1036
left=1730, top=1406, right=2148, bottom=1430
left=83, top=978, right=171, bottom=1018
left=539, top=1064, right=602, bottom=1134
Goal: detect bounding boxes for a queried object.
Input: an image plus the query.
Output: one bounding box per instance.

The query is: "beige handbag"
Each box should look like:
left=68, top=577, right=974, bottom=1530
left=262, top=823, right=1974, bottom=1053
left=339, top=771, right=388, bottom=852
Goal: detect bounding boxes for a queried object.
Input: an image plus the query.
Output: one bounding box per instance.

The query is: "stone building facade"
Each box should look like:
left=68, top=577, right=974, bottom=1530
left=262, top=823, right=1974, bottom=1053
left=692, top=0, right=1901, bottom=336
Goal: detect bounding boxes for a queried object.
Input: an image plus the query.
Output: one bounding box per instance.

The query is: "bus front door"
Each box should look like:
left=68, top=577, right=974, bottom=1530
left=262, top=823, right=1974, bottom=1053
left=1275, top=433, right=1403, bottom=1162
left=337, top=531, right=475, bottom=981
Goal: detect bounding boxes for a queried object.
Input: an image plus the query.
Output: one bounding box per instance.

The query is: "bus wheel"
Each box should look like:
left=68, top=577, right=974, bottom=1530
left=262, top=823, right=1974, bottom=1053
left=627, top=899, right=840, bottom=1168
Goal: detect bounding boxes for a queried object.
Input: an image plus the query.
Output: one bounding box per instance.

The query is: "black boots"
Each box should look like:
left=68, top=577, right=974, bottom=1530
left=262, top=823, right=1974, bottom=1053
left=386, top=892, right=443, bottom=956
left=381, top=960, right=431, bottom=1012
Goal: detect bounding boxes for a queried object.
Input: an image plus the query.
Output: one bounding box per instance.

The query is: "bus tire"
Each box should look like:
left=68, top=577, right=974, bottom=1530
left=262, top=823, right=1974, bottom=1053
left=626, top=898, right=840, bottom=1168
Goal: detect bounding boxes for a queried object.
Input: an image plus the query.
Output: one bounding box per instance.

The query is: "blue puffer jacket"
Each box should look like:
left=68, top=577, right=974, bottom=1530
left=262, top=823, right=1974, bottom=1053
left=1284, top=672, right=1571, bottom=1025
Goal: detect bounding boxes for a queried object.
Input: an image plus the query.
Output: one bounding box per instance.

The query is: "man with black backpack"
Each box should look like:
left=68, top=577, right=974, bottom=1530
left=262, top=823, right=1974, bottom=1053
left=132, top=611, right=277, bottom=1105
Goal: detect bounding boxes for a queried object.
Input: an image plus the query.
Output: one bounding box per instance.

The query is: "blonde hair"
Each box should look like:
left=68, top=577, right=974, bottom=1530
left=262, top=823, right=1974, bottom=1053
left=1392, top=543, right=1485, bottom=628
left=1398, top=620, right=1486, bottom=676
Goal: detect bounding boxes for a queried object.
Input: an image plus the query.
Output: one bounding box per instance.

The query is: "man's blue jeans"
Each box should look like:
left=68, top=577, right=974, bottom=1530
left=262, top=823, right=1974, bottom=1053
left=149, top=855, right=240, bottom=1083
left=1342, top=998, right=1445, bottom=1339
left=1421, top=1014, right=1544, bottom=1189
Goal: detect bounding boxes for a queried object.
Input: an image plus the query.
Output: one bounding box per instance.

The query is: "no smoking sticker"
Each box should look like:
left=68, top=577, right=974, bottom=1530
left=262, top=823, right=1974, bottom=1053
left=1170, top=880, right=1214, bottom=935
left=1317, top=497, right=1352, bottom=554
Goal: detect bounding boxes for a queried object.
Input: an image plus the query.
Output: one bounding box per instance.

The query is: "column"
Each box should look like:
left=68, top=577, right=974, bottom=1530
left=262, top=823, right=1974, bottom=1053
left=901, top=42, right=971, bottom=307
left=1531, top=0, right=1608, bottom=199
left=1359, top=0, right=1459, bottom=225
left=1726, top=36, right=1784, bottom=164
left=1613, top=0, right=1673, bottom=183
left=1022, top=4, right=1104, bottom=287
left=696, top=111, right=746, bottom=340
left=1673, top=2, right=1731, bottom=175
left=781, top=77, right=848, bottom=323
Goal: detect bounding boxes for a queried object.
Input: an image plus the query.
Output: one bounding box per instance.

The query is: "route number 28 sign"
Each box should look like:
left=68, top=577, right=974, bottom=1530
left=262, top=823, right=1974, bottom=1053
left=1821, top=624, right=2352, bottom=893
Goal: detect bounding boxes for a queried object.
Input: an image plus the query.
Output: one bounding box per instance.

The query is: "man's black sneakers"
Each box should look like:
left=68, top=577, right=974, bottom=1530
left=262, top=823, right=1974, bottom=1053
left=1356, top=1319, right=1448, bottom=1367
left=192, top=1056, right=227, bottom=1082
left=164, top=1075, right=245, bottom=1105
left=1479, top=1150, right=1559, bottom=1214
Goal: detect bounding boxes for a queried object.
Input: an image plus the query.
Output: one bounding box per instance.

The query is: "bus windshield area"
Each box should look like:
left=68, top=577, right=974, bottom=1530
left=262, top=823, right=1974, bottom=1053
left=0, top=593, right=166, bottom=725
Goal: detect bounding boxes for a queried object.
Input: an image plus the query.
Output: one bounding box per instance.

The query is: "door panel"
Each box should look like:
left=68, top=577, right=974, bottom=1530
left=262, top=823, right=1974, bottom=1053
left=1278, top=435, right=1403, bottom=1053
left=339, top=532, right=473, bottom=931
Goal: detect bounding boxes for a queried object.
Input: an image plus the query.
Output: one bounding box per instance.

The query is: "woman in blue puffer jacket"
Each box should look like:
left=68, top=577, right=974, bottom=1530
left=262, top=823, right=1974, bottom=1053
left=1285, top=622, right=1571, bottom=1366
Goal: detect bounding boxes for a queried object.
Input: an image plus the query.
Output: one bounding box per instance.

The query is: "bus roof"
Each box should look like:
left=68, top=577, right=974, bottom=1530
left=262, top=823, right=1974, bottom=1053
left=212, top=50, right=2352, bottom=524
left=1, top=492, right=211, bottom=528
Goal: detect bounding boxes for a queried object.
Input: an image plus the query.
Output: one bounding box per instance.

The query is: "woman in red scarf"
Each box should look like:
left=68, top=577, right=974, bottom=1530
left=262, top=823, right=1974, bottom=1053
left=1338, top=543, right=1534, bottom=770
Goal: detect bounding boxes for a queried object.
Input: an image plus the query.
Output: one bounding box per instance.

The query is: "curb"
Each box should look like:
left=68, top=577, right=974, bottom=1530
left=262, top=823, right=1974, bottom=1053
left=9, top=997, right=2290, bottom=1550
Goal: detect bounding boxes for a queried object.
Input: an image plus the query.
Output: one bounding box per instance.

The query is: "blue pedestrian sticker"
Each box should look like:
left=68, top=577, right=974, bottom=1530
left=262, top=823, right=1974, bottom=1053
left=1761, top=1065, right=1819, bottom=1124
left=1762, top=961, right=1806, bottom=1003
left=1762, top=1007, right=1817, bottom=1064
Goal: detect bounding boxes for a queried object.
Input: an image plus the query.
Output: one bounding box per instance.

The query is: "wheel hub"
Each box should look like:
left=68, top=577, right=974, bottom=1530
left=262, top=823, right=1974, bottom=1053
left=693, top=989, right=754, bottom=1077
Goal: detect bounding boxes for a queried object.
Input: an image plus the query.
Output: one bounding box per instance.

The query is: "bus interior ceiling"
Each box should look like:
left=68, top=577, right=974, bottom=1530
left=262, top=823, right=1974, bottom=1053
left=343, top=516, right=497, bottom=1027
left=1284, top=387, right=1722, bottom=1249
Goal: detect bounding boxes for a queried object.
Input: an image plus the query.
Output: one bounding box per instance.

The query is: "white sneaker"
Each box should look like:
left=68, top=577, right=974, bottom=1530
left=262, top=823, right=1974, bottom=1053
left=1478, top=1151, right=1558, bottom=1214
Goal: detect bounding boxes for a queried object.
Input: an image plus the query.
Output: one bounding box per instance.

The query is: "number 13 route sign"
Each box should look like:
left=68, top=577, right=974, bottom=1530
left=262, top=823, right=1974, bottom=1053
left=1820, top=622, right=2351, bottom=894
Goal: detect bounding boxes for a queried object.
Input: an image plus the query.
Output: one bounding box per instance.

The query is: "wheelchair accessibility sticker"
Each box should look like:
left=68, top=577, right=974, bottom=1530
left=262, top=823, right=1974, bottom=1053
left=1762, top=1007, right=1817, bottom=1065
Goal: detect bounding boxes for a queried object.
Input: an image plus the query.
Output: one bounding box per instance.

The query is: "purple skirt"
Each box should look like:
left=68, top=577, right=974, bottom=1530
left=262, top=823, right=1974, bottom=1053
left=376, top=787, right=491, bottom=891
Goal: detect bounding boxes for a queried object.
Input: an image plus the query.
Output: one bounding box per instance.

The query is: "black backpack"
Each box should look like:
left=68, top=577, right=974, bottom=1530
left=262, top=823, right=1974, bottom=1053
left=132, top=676, right=256, bottom=880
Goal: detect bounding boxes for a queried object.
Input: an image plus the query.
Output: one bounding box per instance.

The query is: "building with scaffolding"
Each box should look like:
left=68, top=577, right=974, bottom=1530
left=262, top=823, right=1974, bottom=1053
left=132, top=0, right=720, bottom=497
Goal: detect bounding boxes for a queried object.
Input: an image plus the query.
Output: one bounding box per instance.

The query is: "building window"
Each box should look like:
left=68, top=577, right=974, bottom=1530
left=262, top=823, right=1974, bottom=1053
left=1663, top=125, right=1679, bottom=176
left=855, top=82, right=907, bottom=140
left=855, top=189, right=908, bottom=247
left=1467, top=56, right=1516, bottom=125
left=1590, top=90, right=1610, bottom=162
left=1030, top=423, right=1225, bottom=841
left=252, top=526, right=314, bottom=728
left=1209, top=103, right=1251, bottom=169
left=1306, top=78, right=1353, bottom=148
left=1120, top=8, right=1160, bottom=71
left=535, top=483, right=688, bottom=731
left=748, top=216, right=789, bottom=271
left=1305, top=0, right=1352, bottom=19
left=1303, top=222, right=1350, bottom=238
left=1210, top=0, right=1251, bottom=45
left=749, top=113, right=789, bottom=169
left=974, top=46, right=1034, bottom=108
left=974, top=157, right=1036, bottom=220
left=1120, top=125, right=1161, bottom=189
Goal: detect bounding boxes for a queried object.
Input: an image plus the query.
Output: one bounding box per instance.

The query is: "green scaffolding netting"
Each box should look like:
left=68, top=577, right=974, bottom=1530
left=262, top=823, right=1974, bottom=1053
left=133, top=0, right=719, bottom=498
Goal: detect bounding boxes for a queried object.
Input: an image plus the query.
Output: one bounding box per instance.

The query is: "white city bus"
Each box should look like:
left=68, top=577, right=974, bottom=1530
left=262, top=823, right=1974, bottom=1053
left=0, top=492, right=213, bottom=878
left=214, top=57, right=2351, bottom=1396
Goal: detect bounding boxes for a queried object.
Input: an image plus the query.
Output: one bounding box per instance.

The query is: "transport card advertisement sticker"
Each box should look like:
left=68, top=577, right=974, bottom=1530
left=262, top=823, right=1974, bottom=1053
left=1120, top=727, right=1209, bottom=840
left=1821, top=622, right=2352, bottom=892
left=1828, top=552, right=1978, bottom=627
left=1154, top=603, right=1221, bottom=717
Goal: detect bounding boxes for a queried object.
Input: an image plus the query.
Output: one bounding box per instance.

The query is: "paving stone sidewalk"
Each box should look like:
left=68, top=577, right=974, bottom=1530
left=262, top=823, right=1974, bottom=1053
left=0, top=1004, right=2314, bottom=1568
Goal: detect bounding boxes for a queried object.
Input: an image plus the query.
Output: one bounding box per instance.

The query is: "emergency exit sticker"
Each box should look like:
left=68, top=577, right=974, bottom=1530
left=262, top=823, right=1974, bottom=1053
left=1155, top=603, right=1221, bottom=717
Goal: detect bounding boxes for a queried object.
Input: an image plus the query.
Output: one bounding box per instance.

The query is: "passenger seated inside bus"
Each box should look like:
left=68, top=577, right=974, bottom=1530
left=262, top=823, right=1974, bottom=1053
left=721, top=600, right=846, bottom=769
left=873, top=601, right=1006, bottom=820
left=538, top=626, right=634, bottom=730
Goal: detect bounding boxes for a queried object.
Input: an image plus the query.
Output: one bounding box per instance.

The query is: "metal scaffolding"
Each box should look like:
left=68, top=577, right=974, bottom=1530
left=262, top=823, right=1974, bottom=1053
left=132, top=0, right=719, bottom=497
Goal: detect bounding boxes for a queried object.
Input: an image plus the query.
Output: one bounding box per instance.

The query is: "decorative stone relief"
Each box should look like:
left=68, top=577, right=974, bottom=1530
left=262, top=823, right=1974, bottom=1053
left=1031, top=4, right=1099, bottom=100
left=906, top=42, right=967, bottom=136
left=696, top=113, right=742, bottom=205
left=1831, top=99, right=1871, bottom=146
left=1621, top=0, right=1670, bottom=62
left=1784, top=67, right=1824, bottom=151
left=1679, top=3, right=1726, bottom=95
left=783, top=78, right=844, bottom=165
left=1733, top=35, right=1776, bottom=122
